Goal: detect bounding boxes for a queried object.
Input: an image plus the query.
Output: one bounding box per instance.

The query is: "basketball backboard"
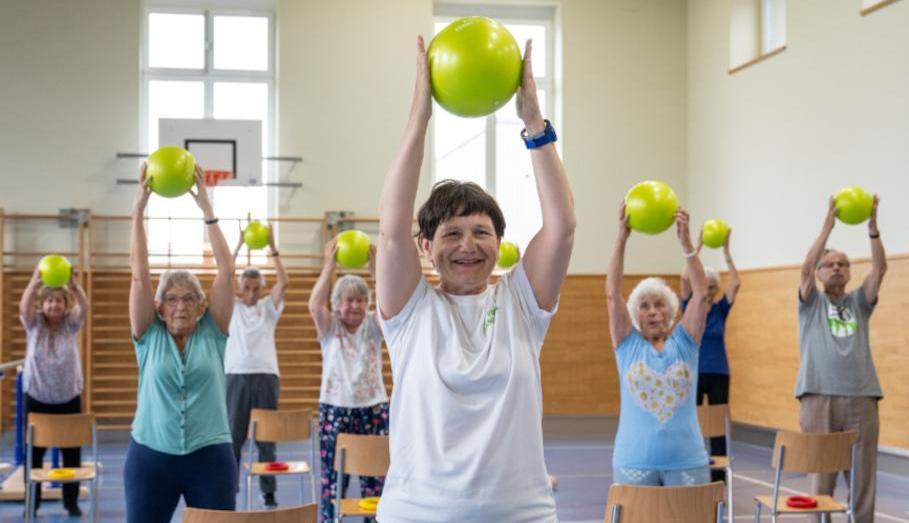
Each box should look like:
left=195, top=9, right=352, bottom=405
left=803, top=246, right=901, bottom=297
left=159, top=118, right=262, bottom=185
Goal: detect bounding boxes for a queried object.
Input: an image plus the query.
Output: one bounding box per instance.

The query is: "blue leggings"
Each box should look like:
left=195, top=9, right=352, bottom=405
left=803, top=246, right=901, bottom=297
left=123, top=439, right=237, bottom=523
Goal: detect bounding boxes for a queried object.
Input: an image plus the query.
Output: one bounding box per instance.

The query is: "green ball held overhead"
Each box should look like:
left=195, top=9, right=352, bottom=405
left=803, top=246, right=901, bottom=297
left=497, top=241, right=520, bottom=269
left=336, top=230, right=371, bottom=269
left=701, top=219, right=730, bottom=249
left=428, top=17, right=523, bottom=118
left=624, top=181, right=679, bottom=235
left=834, top=186, right=873, bottom=225
left=243, top=221, right=271, bottom=250
left=146, top=146, right=196, bottom=198
left=39, top=254, right=72, bottom=289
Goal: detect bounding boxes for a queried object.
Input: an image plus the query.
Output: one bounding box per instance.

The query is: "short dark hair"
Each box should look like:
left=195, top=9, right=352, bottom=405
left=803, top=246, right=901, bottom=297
left=417, top=180, right=506, bottom=241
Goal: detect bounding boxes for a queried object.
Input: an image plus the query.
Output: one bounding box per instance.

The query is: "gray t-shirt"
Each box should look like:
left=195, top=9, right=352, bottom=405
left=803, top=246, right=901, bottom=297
left=795, top=288, right=882, bottom=398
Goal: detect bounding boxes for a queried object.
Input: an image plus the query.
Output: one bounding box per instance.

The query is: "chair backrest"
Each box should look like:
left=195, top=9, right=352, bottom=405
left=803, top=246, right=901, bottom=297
left=334, top=433, right=390, bottom=477
left=604, top=482, right=725, bottom=523
left=28, top=413, right=94, bottom=448
left=772, top=430, right=857, bottom=474
left=250, top=409, right=313, bottom=443
left=696, top=403, right=729, bottom=439
left=183, top=504, right=317, bottom=523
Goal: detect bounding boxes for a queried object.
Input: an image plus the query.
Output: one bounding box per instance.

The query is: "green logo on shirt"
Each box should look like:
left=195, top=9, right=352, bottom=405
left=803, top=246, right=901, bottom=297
left=826, top=303, right=857, bottom=338
left=484, top=306, right=498, bottom=331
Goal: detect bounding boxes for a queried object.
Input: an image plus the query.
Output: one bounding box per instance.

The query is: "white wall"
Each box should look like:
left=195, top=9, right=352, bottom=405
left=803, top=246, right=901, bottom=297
left=275, top=0, right=690, bottom=274
left=561, top=0, right=688, bottom=274
left=1, top=0, right=689, bottom=274
left=688, top=0, right=909, bottom=270
left=0, top=0, right=141, bottom=216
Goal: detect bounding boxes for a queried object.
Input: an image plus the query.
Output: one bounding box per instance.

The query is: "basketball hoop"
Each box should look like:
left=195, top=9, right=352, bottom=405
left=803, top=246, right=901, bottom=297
left=204, top=169, right=232, bottom=187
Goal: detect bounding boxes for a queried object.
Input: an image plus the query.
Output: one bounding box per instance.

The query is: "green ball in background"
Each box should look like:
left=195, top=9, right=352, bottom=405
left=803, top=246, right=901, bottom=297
left=428, top=17, right=523, bottom=118
left=243, top=221, right=271, bottom=250
left=497, top=241, right=520, bottom=269
left=336, top=230, right=371, bottom=269
left=39, top=254, right=72, bottom=289
left=146, top=146, right=196, bottom=198
left=834, top=186, right=873, bottom=225
left=624, top=181, right=679, bottom=235
left=701, top=219, right=729, bottom=249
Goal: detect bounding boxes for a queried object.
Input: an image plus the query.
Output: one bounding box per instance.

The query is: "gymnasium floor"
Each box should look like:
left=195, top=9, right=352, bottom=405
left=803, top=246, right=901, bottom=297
left=0, top=418, right=906, bottom=522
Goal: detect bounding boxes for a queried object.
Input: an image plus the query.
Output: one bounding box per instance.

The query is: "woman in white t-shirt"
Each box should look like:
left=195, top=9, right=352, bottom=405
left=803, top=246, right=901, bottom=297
left=374, top=37, right=575, bottom=522
left=225, top=227, right=288, bottom=508
left=309, top=238, right=388, bottom=523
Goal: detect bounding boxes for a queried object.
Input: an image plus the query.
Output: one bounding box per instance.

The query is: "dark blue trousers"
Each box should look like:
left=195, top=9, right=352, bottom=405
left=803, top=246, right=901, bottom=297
left=123, top=439, right=236, bottom=523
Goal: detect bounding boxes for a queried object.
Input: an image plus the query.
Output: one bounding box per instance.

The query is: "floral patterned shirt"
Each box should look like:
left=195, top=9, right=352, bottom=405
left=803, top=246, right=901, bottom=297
left=318, top=313, right=388, bottom=407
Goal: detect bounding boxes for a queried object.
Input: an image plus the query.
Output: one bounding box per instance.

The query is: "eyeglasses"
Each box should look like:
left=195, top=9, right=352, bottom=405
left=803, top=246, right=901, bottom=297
left=163, top=294, right=199, bottom=307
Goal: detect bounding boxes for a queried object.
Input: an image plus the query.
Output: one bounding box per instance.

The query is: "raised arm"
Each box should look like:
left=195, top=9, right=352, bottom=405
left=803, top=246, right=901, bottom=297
left=678, top=209, right=709, bottom=345
left=862, top=196, right=886, bottom=304
left=190, top=166, right=234, bottom=334
left=518, top=40, right=576, bottom=312
left=67, top=269, right=89, bottom=326
left=376, top=36, right=430, bottom=318
left=129, top=164, right=155, bottom=339
left=19, top=265, right=42, bottom=327
left=723, top=229, right=741, bottom=304
left=308, top=238, right=337, bottom=339
left=800, top=198, right=836, bottom=302
left=267, top=223, right=289, bottom=306
left=606, top=202, right=634, bottom=348
left=232, top=221, right=245, bottom=262
left=679, top=231, right=703, bottom=301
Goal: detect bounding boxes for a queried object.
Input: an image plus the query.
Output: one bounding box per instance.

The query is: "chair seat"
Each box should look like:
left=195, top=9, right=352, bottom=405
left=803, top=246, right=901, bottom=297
left=29, top=464, right=97, bottom=482
left=246, top=460, right=311, bottom=476
left=710, top=456, right=730, bottom=469
left=336, top=498, right=377, bottom=517
left=755, top=495, right=847, bottom=514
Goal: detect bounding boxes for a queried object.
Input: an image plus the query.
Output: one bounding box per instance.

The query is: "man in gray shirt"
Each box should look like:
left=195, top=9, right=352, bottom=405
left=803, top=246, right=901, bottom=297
left=797, top=196, right=886, bottom=523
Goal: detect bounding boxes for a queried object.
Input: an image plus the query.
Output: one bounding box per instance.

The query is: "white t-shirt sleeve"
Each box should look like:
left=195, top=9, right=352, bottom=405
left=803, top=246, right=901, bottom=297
left=263, top=296, right=284, bottom=322
left=379, top=276, right=429, bottom=349
left=506, top=261, right=558, bottom=345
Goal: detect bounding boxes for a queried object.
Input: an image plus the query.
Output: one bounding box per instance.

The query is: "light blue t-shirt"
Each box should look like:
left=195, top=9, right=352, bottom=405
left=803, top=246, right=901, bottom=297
left=612, top=325, right=708, bottom=470
left=131, top=311, right=232, bottom=455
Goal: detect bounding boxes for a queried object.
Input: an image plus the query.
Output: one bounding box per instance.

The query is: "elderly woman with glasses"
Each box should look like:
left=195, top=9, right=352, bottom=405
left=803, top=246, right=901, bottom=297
left=124, top=163, right=236, bottom=523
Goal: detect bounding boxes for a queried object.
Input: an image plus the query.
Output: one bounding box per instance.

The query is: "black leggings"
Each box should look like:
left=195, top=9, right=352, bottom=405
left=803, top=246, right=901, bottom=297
left=696, top=373, right=729, bottom=482
left=25, top=394, right=82, bottom=509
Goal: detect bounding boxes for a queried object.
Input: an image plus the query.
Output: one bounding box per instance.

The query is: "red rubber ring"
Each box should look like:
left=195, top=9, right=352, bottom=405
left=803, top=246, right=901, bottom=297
left=265, top=461, right=289, bottom=471
left=786, top=496, right=818, bottom=509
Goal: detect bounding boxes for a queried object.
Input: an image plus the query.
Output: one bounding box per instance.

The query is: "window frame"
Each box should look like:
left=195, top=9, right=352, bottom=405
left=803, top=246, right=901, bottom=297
left=140, top=6, right=277, bottom=264
left=431, top=5, right=557, bottom=197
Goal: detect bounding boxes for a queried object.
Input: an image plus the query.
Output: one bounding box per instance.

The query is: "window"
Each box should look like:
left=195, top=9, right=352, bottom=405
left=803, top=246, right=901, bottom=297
left=432, top=4, right=557, bottom=253
left=142, top=7, right=275, bottom=265
left=729, top=0, right=786, bottom=73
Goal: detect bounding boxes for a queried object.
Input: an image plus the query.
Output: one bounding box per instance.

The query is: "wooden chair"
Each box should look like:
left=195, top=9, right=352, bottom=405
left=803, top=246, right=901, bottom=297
left=333, top=433, right=390, bottom=523
left=605, top=482, right=726, bottom=522
left=25, top=413, right=99, bottom=523
left=753, top=430, right=858, bottom=523
left=697, top=403, right=734, bottom=520
left=245, top=409, right=317, bottom=510
left=183, top=503, right=317, bottom=523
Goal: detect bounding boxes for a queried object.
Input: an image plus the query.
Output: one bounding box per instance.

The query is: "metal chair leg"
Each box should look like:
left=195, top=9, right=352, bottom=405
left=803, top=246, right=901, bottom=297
left=753, top=500, right=761, bottom=523
left=93, top=478, right=100, bottom=523
left=246, top=473, right=253, bottom=510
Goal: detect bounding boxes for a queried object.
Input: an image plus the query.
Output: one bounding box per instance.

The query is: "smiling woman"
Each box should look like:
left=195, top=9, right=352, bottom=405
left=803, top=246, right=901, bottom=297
left=124, top=161, right=237, bottom=523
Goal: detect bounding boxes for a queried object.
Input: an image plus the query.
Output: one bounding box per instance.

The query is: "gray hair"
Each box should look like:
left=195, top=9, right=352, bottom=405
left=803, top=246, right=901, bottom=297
left=817, top=248, right=849, bottom=269
left=331, top=275, right=371, bottom=310
left=704, top=267, right=720, bottom=287
left=626, top=277, right=679, bottom=331
left=238, top=267, right=266, bottom=287
left=155, top=270, right=205, bottom=303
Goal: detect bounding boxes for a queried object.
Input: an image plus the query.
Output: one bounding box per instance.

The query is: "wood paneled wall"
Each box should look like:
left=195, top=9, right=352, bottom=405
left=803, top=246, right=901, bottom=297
left=541, top=259, right=909, bottom=451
